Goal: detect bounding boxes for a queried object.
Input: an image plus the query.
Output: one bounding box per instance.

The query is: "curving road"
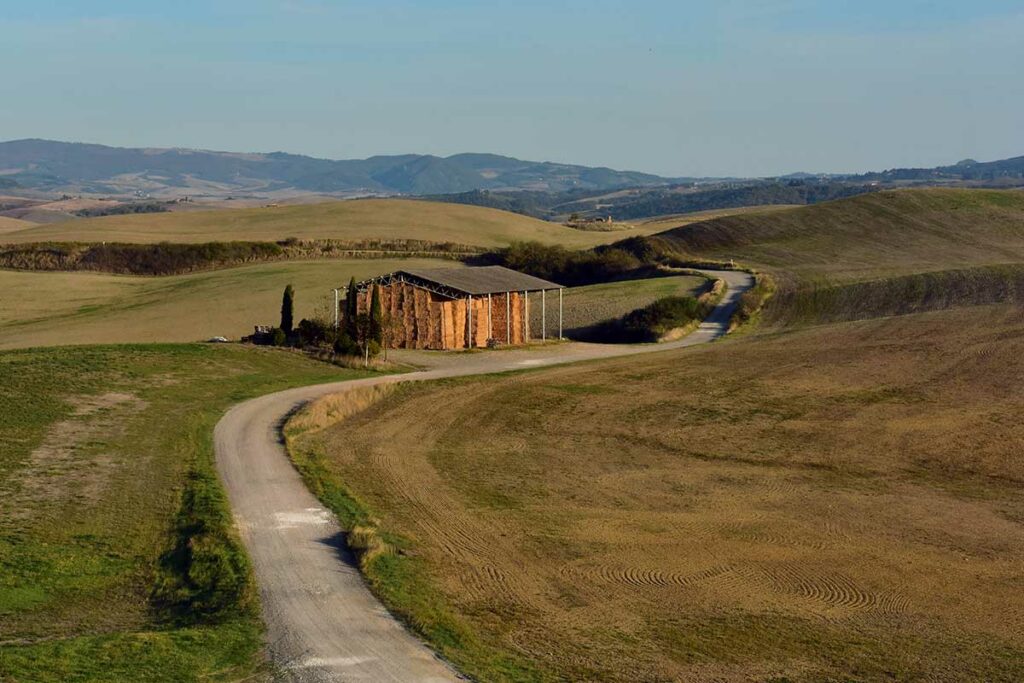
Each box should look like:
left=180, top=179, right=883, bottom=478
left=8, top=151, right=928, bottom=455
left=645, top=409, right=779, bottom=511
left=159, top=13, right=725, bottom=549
left=214, top=269, right=752, bottom=682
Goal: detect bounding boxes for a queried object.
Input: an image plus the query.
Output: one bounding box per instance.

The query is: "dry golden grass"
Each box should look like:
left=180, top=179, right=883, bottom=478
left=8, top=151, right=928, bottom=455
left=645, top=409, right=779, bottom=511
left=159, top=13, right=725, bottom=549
left=297, top=303, right=1024, bottom=681
left=659, top=188, right=1024, bottom=284
left=0, top=216, right=35, bottom=233
left=0, top=198, right=649, bottom=249
left=635, top=204, right=799, bottom=233
left=0, top=257, right=457, bottom=349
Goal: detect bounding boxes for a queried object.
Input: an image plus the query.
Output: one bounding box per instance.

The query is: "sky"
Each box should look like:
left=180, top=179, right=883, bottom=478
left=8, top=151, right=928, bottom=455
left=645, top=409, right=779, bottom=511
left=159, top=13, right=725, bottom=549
left=1, top=1, right=1022, bottom=177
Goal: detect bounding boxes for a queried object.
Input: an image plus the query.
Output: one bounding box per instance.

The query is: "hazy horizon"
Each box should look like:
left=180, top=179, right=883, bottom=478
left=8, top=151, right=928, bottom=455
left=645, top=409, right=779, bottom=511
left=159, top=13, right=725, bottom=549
left=3, top=1, right=1023, bottom=177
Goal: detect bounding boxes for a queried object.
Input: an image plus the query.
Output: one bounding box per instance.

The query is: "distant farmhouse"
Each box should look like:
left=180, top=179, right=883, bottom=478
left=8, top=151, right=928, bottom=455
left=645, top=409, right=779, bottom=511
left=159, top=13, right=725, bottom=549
left=355, top=266, right=563, bottom=350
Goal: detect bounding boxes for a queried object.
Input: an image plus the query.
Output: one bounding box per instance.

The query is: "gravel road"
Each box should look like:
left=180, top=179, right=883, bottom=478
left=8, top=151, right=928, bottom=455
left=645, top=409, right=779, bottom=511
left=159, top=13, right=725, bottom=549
left=214, top=269, right=752, bottom=681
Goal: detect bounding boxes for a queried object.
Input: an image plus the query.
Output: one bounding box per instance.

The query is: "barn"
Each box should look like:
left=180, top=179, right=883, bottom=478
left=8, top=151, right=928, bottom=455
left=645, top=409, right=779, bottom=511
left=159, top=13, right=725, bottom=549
left=354, top=266, right=564, bottom=350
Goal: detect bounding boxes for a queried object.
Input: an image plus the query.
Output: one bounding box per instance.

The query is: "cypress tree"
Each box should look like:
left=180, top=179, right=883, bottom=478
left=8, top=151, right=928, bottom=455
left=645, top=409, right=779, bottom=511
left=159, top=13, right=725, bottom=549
left=369, top=284, right=383, bottom=343
left=280, top=284, right=295, bottom=335
left=344, top=276, right=358, bottom=339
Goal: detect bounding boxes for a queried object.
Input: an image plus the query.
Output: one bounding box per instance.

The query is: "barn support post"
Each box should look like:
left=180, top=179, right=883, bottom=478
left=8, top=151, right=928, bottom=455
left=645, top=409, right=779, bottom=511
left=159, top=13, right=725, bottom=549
left=487, top=293, right=493, bottom=342
left=332, top=288, right=340, bottom=330
left=559, top=288, right=563, bottom=339
left=468, top=294, right=473, bottom=349
left=542, top=289, right=546, bottom=341
left=505, top=291, right=511, bottom=343
left=523, top=290, right=529, bottom=342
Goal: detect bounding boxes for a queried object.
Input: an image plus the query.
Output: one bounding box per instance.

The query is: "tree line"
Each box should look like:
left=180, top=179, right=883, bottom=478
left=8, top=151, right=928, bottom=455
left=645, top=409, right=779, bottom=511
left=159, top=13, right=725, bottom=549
left=255, top=280, right=391, bottom=365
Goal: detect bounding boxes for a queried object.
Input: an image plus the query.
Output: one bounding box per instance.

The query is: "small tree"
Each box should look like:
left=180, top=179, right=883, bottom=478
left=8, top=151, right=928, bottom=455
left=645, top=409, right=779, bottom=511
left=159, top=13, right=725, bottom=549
left=344, top=277, right=358, bottom=340
left=353, top=312, right=378, bottom=367
left=369, top=284, right=383, bottom=344
left=280, top=284, right=295, bottom=335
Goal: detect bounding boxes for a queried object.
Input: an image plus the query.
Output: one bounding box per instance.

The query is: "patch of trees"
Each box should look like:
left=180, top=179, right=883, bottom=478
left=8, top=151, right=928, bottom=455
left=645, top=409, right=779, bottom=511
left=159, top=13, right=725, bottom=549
left=253, top=281, right=390, bottom=366
left=74, top=201, right=172, bottom=217
left=0, top=241, right=284, bottom=275
left=0, top=238, right=478, bottom=276
left=78, top=241, right=284, bottom=275
left=473, top=236, right=688, bottom=287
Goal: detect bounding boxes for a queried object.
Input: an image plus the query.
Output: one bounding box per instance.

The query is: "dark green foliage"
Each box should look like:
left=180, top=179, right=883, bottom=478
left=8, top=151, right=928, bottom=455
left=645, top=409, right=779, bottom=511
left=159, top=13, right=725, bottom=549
left=333, top=333, right=359, bottom=356
left=281, top=285, right=295, bottom=335
left=369, top=285, right=383, bottom=343
left=74, top=201, right=171, bottom=217
left=585, top=296, right=711, bottom=343
left=297, top=318, right=334, bottom=347
left=344, top=277, right=359, bottom=340
left=0, top=241, right=284, bottom=275
left=476, top=238, right=688, bottom=287
left=271, top=327, right=287, bottom=347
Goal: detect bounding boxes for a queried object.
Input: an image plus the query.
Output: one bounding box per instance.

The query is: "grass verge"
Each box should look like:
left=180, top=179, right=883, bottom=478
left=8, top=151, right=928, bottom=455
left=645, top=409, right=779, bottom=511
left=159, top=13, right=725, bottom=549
left=0, top=344, right=367, bottom=682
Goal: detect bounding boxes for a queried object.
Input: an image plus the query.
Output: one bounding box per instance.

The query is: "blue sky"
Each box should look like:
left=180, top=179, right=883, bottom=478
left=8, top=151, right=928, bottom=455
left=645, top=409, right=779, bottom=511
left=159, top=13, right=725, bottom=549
left=2, top=1, right=1022, bottom=176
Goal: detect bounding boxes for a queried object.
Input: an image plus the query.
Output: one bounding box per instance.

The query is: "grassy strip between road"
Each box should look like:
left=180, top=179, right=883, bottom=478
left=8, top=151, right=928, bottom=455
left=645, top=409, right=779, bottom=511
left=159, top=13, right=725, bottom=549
left=0, top=344, right=369, bottom=682
left=729, top=270, right=776, bottom=332
left=284, top=386, right=552, bottom=682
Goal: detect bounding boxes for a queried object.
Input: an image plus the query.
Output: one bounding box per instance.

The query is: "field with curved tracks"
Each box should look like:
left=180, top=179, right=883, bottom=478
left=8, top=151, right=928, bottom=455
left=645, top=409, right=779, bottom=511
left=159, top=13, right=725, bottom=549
left=295, top=300, right=1024, bottom=682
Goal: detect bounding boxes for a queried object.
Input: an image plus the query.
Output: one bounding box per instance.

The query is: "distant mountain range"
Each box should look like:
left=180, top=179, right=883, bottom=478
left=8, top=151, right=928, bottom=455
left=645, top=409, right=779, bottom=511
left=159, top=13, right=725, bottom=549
left=2, top=139, right=1020, bottom=222
left=0, top=139, right=685, bottom=198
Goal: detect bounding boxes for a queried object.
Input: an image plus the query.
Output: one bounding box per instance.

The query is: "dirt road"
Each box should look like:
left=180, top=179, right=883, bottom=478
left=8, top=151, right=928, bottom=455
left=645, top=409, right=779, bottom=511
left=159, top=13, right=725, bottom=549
left=214, top=269, right=752, bottom=681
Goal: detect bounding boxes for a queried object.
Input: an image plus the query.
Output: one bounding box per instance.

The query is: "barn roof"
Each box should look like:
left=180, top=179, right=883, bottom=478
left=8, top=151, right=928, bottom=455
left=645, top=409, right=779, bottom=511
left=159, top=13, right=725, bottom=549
left=360, top=266, right=563, bottom=297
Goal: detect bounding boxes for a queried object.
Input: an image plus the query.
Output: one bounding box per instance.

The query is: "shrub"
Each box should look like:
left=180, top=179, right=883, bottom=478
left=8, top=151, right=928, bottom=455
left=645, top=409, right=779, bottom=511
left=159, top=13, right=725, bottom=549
left=333, top=333, right=359, bottom=356
left=271, top=327, right=287, bottom=347
left=477, top=237, right=693, bottom=287
left=586, top=296, right=711, bottom=343
left=297, top=318, right=333, bottom=347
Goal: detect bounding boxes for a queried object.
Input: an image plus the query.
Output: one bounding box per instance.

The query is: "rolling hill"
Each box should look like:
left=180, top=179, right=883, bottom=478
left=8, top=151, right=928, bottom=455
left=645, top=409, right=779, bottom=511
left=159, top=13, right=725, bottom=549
left=0, top=139, right=679, bottom=198
left=0, top=198, right=667, bottom=249
left=281, top=185, right=1024, bottom=682
left=657, top=188, right=1024, bottom=280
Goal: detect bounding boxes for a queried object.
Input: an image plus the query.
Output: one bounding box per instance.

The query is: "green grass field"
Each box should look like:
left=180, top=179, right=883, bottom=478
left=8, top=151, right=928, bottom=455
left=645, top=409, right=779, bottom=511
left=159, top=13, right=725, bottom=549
left=0, top=344, right=366, bottom=682
left=0, top=198, right=660, bottom=249
left=0, top=257, right=459, bottom=350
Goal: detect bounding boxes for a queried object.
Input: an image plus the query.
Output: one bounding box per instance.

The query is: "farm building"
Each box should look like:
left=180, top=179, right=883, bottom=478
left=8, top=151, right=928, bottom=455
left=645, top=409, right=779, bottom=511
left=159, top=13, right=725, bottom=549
left=354, top=266, right=564, bottom=350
